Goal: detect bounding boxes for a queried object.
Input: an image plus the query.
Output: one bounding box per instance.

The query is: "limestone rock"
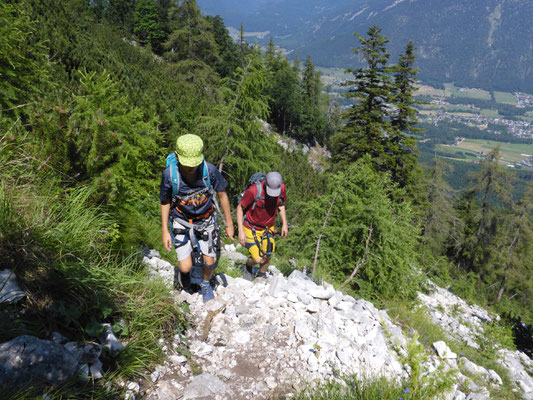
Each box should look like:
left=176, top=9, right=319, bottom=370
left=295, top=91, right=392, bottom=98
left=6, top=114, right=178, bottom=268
left=0, top=335, right=79, bottom=391
left=0, top=270, right=25, bottom=303
left=182, top=373, right=233, bottom=399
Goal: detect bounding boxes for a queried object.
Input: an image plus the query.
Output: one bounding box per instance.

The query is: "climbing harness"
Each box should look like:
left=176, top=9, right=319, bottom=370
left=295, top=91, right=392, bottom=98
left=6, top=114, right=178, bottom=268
left=246, top=225, right=275, bottom=258
left=170, top=213, right=221, bottom=270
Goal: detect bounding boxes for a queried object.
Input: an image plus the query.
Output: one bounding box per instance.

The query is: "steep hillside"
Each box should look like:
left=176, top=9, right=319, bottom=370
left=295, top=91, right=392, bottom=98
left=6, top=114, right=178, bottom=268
left=199, top=0, right=533, bottom=93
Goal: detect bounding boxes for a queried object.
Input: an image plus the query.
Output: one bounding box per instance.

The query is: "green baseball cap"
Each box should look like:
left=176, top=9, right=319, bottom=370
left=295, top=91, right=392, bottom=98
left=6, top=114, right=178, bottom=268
left=176, top=134, right=204, bottom=167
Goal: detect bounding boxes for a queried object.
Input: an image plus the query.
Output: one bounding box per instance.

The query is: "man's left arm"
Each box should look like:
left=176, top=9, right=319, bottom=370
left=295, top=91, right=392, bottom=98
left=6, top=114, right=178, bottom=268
left=217, top=191, right=234, bottom=240
left=278, top=205, right=288, bottom=238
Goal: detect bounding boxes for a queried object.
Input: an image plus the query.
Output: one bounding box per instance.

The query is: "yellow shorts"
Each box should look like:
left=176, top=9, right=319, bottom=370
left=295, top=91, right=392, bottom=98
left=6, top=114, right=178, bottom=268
left=244, top=225, right=276, bottom=259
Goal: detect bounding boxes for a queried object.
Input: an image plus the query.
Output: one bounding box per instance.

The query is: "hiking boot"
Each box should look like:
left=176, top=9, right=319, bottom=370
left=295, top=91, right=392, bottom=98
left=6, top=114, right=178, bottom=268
left=179, top=271, right=191, bottom=290
left=242, top=265, right=253, bottom=282
left=251, top=266, right=260, bottom=278
left=255, top=271, right=268, bottom=280
left=200, top=281, right=214, bottom=303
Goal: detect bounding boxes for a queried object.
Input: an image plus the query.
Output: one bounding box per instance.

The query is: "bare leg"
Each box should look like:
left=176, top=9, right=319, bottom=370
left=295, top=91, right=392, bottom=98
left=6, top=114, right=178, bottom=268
left=202, top=255, right=215, bottom=282
left=178, top=256, right=193, bottom=273
left=246, top=255, right=271, bottom=274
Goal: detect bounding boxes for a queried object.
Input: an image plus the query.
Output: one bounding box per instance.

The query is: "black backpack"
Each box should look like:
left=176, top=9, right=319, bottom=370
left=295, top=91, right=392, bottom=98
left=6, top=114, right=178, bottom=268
left=237, top=172, right=266, bottom=211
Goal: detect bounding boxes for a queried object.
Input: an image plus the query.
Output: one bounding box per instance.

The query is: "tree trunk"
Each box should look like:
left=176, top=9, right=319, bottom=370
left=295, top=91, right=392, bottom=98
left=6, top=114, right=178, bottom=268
left=312, top=192, right=338, bottom=280
left=340, top=223, right=373, bottom=290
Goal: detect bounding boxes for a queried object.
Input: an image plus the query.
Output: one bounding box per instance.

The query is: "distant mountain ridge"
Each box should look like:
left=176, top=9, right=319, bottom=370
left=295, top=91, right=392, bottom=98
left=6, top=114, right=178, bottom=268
left=198, top=0, right=533, bottom=93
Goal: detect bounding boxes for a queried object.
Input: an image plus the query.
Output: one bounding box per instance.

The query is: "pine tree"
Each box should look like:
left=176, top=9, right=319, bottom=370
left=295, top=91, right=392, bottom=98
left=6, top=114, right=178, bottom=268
left=107, top=0, right=135, bottom=34
left=493, top=185, right=533, bottom=302
left=0, top=1, right=49, bottom=113
left=456, top=148, right=514, bottom=273
left=205, top=15, right=240, bottom=77
left=134, top=0, right=166, bottom=52
left=330, top=25, right=394, bottom=171
left=194, top=50, right=271, bottom=194
left=32, top=70, right=160, bottom=205
left=263, top=40, right=302, bottom=134
left=286, top=156, right=421, bottom=298
left=330, top=25, right=421, bottom=190
left=299, top=56, right=328, bottom=143
left=389, top=41, right=423, bottom=189
left=421, top=156, right=460, bottom=255
left=164, top=0, right=218, bottom=66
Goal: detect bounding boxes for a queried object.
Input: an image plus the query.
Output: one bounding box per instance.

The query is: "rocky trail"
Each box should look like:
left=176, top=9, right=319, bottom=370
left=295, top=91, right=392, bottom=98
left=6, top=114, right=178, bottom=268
left=2, top=247, right=533, bottom=399
left=139, top=246, right=533, bottom=400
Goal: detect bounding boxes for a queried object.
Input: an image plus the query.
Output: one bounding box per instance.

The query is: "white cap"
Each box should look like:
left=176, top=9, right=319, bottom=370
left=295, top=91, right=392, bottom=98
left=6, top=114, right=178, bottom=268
left=265, top=172, right=282, bottom=197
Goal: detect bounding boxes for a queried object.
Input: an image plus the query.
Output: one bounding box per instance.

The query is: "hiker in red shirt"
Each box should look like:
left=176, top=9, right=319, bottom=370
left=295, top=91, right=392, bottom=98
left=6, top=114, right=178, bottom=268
left=236, top=172, right=288, bottom=280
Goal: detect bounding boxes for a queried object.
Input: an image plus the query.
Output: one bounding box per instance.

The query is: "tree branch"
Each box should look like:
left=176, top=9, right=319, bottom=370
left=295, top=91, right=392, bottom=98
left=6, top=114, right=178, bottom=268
left=339, top=222, right=373, bottom=290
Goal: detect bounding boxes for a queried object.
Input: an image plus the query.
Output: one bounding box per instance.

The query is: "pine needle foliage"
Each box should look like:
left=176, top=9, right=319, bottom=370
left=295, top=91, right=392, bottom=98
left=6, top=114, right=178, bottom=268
left=286, top=157, right=421, bottom=300
left=197, top=50, right=272, bottom=194
left=0, top=0, right=49, bottom=113
left=330, top=25, right=421, bottom=191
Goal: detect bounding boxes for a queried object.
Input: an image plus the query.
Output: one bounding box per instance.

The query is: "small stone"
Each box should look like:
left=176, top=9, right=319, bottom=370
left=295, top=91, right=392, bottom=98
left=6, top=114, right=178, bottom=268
left=182, top=373, right=233, bottom=399
left=433, top=341, right=457, bottom=359
left=264, top=325, right=278, bottom=339
left=306, top=302, right=320, bottom=313
left=287, top=293, right=299, bottom=303
left=217, top=368, right=233, bottom=381
left=297, top=292, right=312, bottom=305
left=265, top=376, right=277, bottom=389
left=169, top=355, right=188, bottom=364
left=309, top=287, right=333, bottom=300
left=269, top=277, right=289, bottom=297
left=150, top=370, right=162, bottom=383
left=90, top=360, right=104, bottom=380
left=127, top=382, right=140, bottom=392
left=488, top=369, right=502, bottom=385
left=232, top=330, right=251, bottom=344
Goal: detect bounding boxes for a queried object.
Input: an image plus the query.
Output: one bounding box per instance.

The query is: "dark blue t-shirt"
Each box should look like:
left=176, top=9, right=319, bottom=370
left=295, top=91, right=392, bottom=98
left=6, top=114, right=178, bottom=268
left=160, top=162, right=228, bottom=218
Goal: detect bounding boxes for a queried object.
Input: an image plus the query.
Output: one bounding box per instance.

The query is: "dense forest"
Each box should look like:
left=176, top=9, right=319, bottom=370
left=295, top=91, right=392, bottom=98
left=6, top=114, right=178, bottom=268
left=1, top=0, right=532, bottom=397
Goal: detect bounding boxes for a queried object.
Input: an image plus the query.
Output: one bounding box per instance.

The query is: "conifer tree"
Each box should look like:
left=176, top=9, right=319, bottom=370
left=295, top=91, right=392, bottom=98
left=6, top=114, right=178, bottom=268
left=286, top=156, right=421, bottom=298
left=456, top=148, right=513, bottom=273
left=195, top=50, right=271, bottom=194
left=164, top=0, right=218, bottom=66
left=32, top=70, right=159, bottom=205
left=239, top=24, right=247, bottom=66
left=493, top=185, right=533, bottom=302
left=299, top=56, right=328, bottom=143
left=107, top=0, right=135, bottom=33
left=0, top=1, right=49, bottom=113
left=263, top=39, right=302, bottom=134
left=330, top=25, right=421, bottom=190
left=421, top=156, right=460, bottom=255
left=134, top=0, right=166, bottom=52
left=390, top=41, right=423, bottom=188
left=205, top=15, right=240, bottom=77
left=330, top=25, right=394, bottom=171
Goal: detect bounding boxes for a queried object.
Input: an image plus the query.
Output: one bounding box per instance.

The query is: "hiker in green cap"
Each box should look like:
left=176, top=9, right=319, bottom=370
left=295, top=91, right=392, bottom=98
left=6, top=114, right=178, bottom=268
left=160, top=134, right=234, bottom=303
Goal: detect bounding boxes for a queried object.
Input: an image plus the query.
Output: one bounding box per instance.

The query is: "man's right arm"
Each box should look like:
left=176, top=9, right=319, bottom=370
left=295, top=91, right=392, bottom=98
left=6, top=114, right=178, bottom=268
left=161, top=201, right=173, bottom=252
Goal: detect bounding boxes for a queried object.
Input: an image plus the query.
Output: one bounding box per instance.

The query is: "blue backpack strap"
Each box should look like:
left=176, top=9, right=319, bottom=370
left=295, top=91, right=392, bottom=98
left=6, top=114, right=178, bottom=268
left=166, top=152, right=180, bottom=198
left=170, top=163, right=180, bottom=197
left=201, top=159, right=213, bottom=192
left=201, top=159, right=224, bottom=223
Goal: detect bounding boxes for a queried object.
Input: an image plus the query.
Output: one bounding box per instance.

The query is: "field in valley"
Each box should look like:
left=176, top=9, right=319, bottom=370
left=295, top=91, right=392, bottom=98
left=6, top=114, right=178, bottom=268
left=437, top=139, right=533, bottom=165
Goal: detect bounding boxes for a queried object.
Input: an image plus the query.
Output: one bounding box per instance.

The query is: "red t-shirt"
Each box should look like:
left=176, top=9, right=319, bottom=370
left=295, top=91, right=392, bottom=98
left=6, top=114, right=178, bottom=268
left=240, top=181, right=287, bottom=229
